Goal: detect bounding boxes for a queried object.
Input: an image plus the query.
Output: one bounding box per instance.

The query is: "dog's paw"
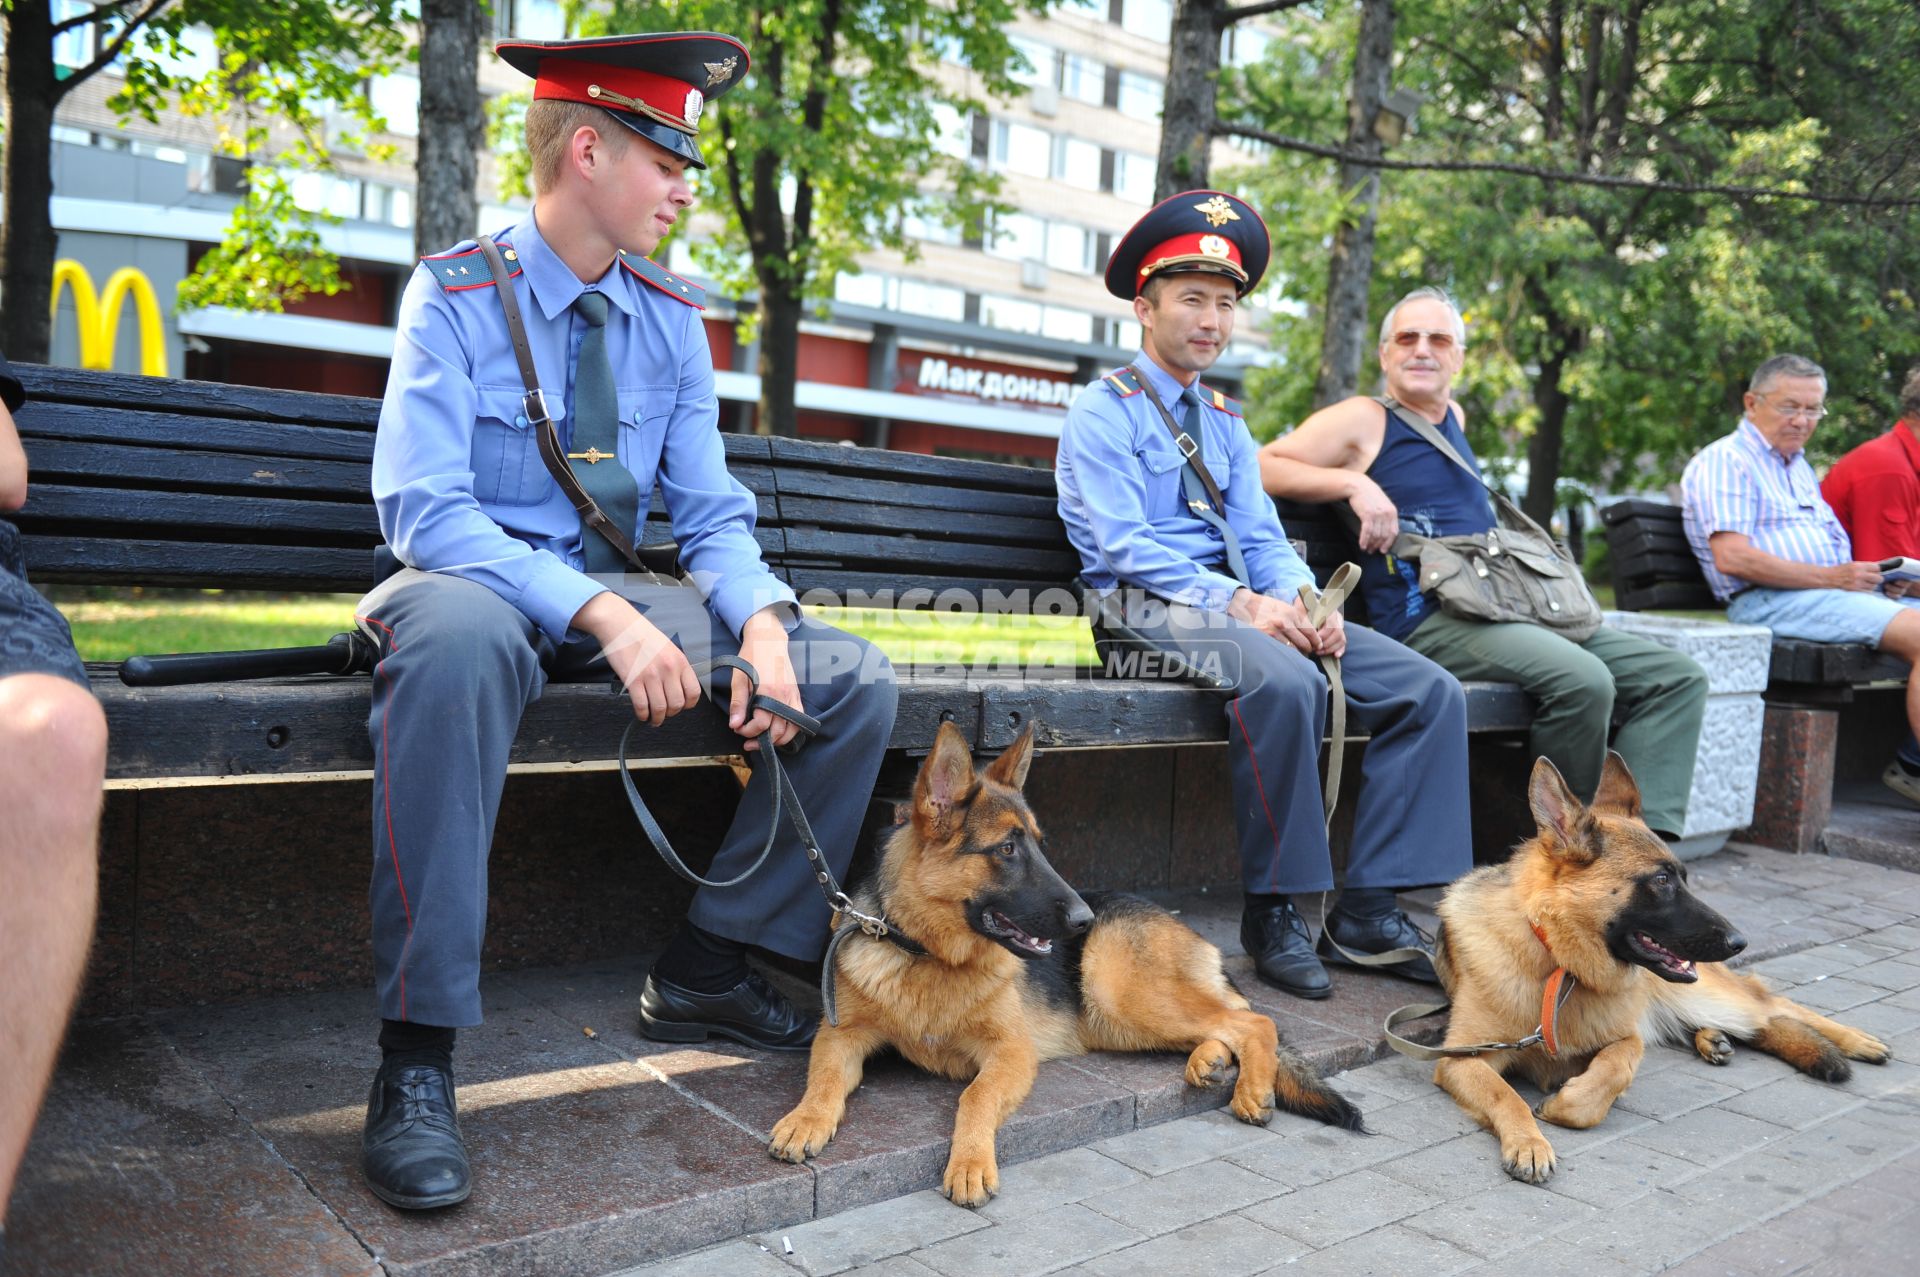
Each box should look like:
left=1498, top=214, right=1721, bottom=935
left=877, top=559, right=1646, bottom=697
left=1534, top=1088, right=1610, bottom=1130
left=1500, top=1132, right=1556, bottom=1185
left=1229, top=1085, right=1276, bottom=1126
left=1185, top=1041, right=1233, bottom=1089
left=1842, top=1030, right=1891, bottom=1064
left=768, top=1109, right=837, bottom=1163
left=1695, top=1027, right=1735, bottom=1066
left=941, top=1152, right=999, bottom=1208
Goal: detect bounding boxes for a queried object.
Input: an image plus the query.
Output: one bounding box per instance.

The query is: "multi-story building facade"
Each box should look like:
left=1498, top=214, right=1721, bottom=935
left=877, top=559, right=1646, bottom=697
left=18, top=1, right=1278, bottom=459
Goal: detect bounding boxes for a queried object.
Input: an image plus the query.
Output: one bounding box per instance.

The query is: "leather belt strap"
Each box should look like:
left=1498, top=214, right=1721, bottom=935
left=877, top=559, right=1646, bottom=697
left=1381, top=918, right=1579, bottom=1062
left=474, top=234, right=649, bottom=575
left=612, top=655, right=926, bottom=1024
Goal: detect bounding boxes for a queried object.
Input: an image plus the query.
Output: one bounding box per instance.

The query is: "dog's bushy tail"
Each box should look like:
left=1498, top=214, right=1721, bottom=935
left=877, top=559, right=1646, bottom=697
left=1274, top=1046, right=1366, bottom=1132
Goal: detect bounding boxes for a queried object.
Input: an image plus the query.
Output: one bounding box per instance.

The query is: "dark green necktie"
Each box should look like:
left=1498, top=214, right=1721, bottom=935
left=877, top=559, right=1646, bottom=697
left=568, top=291, right=643, bottom=575
left=1176, top=386, right=1250, bottom=585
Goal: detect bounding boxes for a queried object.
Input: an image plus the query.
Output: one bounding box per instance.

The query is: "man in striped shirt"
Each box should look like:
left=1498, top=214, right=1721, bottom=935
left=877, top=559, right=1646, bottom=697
left=1680, top=354, right=1920, bottom=804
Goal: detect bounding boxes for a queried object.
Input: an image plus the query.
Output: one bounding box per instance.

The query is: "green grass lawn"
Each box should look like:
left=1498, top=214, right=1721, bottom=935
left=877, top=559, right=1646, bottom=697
left=54, top=589, right=1100, bottom=667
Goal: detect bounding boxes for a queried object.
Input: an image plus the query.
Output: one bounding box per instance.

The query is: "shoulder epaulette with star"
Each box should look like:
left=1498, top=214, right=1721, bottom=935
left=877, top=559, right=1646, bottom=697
left=1101, top=367, right=1143, bottom=398
left=1197, top=383, right=1242, bottom=417
left=618, top=252, right=705, bottom=309
left=421, top=241, right=521, bottom=293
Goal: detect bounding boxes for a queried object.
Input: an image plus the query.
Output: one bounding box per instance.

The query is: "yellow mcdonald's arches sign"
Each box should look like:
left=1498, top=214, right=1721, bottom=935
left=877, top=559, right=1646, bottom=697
left=49, top=259, right=168, bottom=377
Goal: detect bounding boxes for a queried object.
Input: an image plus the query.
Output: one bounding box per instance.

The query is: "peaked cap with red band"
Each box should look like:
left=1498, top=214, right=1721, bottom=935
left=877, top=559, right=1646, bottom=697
left=496, top=32, right=750, bottom=170
left=1104, top=189, right=1270, bottom=300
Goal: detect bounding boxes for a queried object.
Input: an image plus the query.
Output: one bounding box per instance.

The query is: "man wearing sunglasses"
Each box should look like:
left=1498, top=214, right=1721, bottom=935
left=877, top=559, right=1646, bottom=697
left=1683, top=354, right=1920, bottom=805
left=1260, top=287, right=1709, bottom=841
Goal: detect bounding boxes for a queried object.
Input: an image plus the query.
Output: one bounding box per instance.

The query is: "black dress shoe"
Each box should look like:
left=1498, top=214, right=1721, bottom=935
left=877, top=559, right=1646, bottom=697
left=1240, top=901, right=1332, bottom=999
left=362, top=1057, right=471, bottom=1210
left=639, top=969, right=817, bottom=1052
left=1317, top=907, right=1440, bottom=983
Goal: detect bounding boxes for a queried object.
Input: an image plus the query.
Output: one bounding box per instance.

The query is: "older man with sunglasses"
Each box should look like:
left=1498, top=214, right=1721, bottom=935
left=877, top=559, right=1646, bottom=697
left=1261, top=287, right=1708, bottom=839
left=1683, top=353, right=1920, bottom=805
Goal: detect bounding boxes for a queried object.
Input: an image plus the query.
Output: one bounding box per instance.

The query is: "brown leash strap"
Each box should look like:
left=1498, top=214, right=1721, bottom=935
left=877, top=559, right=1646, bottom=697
left=1382, top=920, right=1579, bottom=1062
left=473, top=234, right=647, bottom=574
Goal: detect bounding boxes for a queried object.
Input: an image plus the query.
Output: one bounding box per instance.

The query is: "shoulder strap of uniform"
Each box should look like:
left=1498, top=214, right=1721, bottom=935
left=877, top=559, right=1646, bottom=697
left=1197, top=383, right=1242, bottom=417
left=618, top=252, right=705, bottom=308
left=422, top=242, right=522, bottom=293
left=1101, top=367, right=1143, bottom=398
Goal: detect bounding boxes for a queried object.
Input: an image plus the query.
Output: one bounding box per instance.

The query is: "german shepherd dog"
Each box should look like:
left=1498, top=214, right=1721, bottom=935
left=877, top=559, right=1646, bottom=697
left=1433, top=752, right=1890, bottom=1185
left=768, top=721, right=1361, bottom=1206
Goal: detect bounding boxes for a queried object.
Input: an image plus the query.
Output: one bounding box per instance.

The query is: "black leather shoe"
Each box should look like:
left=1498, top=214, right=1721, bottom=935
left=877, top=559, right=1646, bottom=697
left=1240, top=901, right=1332, bottom=999
left=639, top=969, right=817, bottom=1052
left=361, top=1057, right=471, bottom=1210
left=1317, top=907, right=1440, bottom=984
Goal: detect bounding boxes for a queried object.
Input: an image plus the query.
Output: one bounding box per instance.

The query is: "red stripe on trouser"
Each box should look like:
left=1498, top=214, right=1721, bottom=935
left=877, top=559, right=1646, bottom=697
left=1230, top=698, right=1286, bottom=893
left=356, top=613, right=412, bottom=1019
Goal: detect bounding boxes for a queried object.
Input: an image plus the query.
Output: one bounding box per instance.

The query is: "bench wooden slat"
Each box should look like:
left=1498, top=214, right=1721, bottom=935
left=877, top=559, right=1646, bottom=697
left=782, top=568, right=1080, bottom=604
left=781, top=527, right=1081, bottom=577
left=766, top=435, right=1056, bottom=495
left=18, top=484, right=381, bottom=538
left=16, top=400, right=380, bottom=464
left=15, top=364, right=382, bottom=429
left=26, top=438, right=373, bottom=498
left=772, top=468, right=1060, bottom=521
left=776, top=494, right=1066, bottom=547
left=24, top=536, right=374, bottom=592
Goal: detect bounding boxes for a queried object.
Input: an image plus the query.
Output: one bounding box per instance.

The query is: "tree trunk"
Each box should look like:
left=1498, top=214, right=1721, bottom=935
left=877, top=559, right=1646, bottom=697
left=1157, top=0, right=1224, bottom=200
left=1310, top=0, right=1394, bottom=409
left=1525, top=345, right=1572, bottom=526
left=2, top=1, right=61, bottom=363
left=755, top=284, right=801, bottom=437
left=413, top=0, right=484, bottom=259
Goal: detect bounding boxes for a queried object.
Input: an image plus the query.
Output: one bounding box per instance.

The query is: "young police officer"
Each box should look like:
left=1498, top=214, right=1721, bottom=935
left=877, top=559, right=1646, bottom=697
left=356, top=32, right=897, bottom=1209
left=1054, top=191, right=1471, bottom=1003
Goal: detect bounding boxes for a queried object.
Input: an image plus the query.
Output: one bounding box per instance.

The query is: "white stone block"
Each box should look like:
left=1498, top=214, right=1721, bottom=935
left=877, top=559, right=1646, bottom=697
left=1601, top=611, right=1774, bottom=695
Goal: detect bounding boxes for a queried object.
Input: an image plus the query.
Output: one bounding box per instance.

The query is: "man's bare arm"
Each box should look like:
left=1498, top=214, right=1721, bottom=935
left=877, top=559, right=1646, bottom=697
left=1260, top=398, right=1400, bottom=551
left=1708, top=531, right=1884, bottom=592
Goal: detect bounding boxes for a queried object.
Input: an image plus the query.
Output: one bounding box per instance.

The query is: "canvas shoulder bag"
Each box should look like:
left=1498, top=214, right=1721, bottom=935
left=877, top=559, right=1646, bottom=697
left=1380, top=398, right=1604, bottom=642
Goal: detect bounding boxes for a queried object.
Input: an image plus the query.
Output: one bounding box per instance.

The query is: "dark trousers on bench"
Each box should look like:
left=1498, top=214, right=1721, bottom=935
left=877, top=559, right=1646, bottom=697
left=355, top=569, right=899, bottom=1027
left=1121, top=600, right=1473, bottom=895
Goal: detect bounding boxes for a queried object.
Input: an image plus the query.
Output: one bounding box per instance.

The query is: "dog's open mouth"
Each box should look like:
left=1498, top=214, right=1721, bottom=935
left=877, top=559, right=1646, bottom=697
left=1628, top=931, right=1699, bottom=982
left=982, top=911, right=1054, bottom=957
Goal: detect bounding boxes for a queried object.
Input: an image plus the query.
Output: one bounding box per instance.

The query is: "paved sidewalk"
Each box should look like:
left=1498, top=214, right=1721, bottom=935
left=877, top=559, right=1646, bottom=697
left=624, top=850, right=1920, bottom=1277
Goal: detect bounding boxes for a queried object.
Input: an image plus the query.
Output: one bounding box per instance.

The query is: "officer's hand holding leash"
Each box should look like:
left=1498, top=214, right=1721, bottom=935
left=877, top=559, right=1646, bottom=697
left=578, top=592, right=702, bottom=728
left=732, top=606, right=803, bottom=753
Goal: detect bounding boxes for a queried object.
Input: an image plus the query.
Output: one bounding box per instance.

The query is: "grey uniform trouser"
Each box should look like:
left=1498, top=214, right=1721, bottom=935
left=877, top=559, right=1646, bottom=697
left=1120, top=599, right=1473, bottom=895
left=355, top=569, right=899, bottom=1027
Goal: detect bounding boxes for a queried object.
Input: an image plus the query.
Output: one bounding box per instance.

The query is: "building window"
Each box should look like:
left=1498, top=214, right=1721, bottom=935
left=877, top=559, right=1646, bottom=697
left=1112, top=151, right=1156, bottom=203
left=929, top=103, right=970, bottom=160
left=1053, top=135, right=1101, bottom=189
left=1060, top=53, right=1104, bottom=105
left=836, top=272, right=887, bottom=309
left=986, top=211, right=1046, bottom=262
left=902, top=210, right=964, bottom=247
left=1223, top=26, right=1273, bottom=68
left=1009, top=35, right=1058, bottom=89
left=289, top=171, right=364, bottom=219
left=990, top=120, right=1051, bottom=178
left=981, top=295, right=1044, bottom=335
left=1041, top=307, right=1094, bottom=344
left=364, top=182, right=414, bottom=228
left=369, top=74, right=420, bottom=139
left=1045, top=223, right=1093, bottom=275
left=1116, top=70, right=1163, bottom=121
left=496, top=0, right=567, bottom=40
left=1119, top=0, right=1172, bottom=43
left=898, top=278, right=967, bottom=321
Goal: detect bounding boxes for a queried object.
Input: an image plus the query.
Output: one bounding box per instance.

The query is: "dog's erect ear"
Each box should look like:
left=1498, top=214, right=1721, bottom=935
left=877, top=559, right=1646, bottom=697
left=1589, top=750, right=1644, bottom=820
left=1527, top=755, right=1596, bottom=862
left=915, top=720, right=977, bottom=822
left=983, top=721, right=1037, bottom=791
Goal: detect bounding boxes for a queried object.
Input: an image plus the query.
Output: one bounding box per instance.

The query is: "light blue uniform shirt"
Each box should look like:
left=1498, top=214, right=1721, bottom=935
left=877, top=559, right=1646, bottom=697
left=1055, top=353, right=1313, bottom=610
left=372, top=210, right=794, bottom=643
left=1681, top=418, right=1852, bottom=601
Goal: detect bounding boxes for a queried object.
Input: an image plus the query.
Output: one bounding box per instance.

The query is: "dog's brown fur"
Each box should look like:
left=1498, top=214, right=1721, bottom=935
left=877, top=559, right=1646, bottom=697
left=768, top=721, right=1360, bottom=1206
left=1432, top=752, right=1890, bottom=1184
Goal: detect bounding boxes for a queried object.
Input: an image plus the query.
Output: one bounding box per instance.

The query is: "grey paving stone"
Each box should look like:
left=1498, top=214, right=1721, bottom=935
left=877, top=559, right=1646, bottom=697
left=1848, top=1049, right=1920, bottom=1099
left=1079, top=1158, right=1288, bottom=1238
left=1239, top=1167, right=1445, bottom=1249
left=911, top=1202, right=1144, bottom=1277
left=1226, top=1124, right=1416, bottom=1189
left=1549, top=1185, right=1749, bottom=1269
left=1539, top=1139, right=1699, bottom=1209
left=1609, top=1064, right=1742, bottom=1120
left=1660, top=1227, right=1828, bottom=1277
left=1374, top=1133, right=1516, bottom=1198
left=1088, top=1108, right=1280, bottom=1176
left=1800, top=1172, right=1920, bottom=1225
left=1398, top=1175, right=1598, bottom=1258
left=1822, top=995, right=1920, bottom=1040
left=760, top=1190, right=988, bottom=1276
left=1786, top=976, right=1891, bottom=1013
left=1821, top=903, right=1915, bottom=931
left=839, top=1259, right=944, bottom=1277
left=974, top=1147, right=1145, bottom=1224
left=1746, top=950, right=1860, bottom=985
left=1367, top=1088, right=1488, bottom=1146
left=1719, top=1075, right=1870, bottom=1130
left=1328, top=1052, right=1435, bottom=1103
left=1773, top=1111, right=1920, bottom=1172
left=1620, top=1105, right=1793, bottom=1167
left=1458, top=1235, right=1645, bottom=1277
left=1837, top=957, right=1920, bottom=991
left=1658, top=1039, right=1799, bottom=1091
left=1532, top=1105, right=1656, bottom=1159
left=1862, top=922, right=1920, bottom=949
left=1079, top=1212, right=1307, bottom=1277
left=617, top=1238, right=797, bottom=1277
left=1268, top=1222, right=1478, bottom=1277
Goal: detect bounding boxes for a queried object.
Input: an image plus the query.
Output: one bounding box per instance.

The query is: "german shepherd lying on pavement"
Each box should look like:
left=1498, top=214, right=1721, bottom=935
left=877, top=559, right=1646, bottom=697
left=768, top=721, right=1361, bottom=1206
left=1433, top=752, right=1890, bottom=1185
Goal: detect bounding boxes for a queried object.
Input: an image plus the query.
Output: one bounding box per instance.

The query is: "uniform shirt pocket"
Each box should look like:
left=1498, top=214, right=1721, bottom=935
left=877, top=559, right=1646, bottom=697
left=617, top=387, right=675, bottom=489
left=1136, top=445, right=1187, bottom=519
left=470, top=386, right=564, bottom=506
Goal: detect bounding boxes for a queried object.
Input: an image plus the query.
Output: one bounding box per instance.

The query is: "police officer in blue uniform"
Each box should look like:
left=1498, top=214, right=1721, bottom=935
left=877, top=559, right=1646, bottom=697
left=355, top=31, right=898, bottom=1210
left=1055, top=190, right=1471, bottom=1002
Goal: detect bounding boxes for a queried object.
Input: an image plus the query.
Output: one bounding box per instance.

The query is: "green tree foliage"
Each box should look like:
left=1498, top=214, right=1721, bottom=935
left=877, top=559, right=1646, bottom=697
left=1225, top=0, right=1920, bottom=509
left=1, top=0, right=410, bottom=357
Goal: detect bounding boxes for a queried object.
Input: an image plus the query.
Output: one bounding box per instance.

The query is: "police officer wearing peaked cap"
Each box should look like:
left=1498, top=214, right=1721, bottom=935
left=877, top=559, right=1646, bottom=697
left=1055, top=188, right=1473, bottom=1002
left=354, top=31, right=898, bottom=1211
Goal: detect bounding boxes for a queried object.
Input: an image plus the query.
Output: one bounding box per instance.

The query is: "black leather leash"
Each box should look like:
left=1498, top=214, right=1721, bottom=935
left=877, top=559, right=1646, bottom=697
left=612, top=654, right=925, bottom=1024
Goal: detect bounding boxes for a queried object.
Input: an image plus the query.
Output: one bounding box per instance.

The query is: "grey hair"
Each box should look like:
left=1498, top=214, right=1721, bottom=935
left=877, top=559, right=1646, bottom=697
left=1379, top=286, right=1467, bottom=346
left=1748, top=354, right=1826, bottom=395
